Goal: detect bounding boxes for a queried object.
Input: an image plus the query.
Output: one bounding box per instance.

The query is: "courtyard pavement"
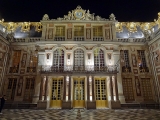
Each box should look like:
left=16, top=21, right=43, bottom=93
left=0, top=109, right=160, bottom=120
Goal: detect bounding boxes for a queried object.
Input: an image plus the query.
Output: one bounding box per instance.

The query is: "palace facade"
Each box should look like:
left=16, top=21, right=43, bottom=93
left=0, top=6, right=160, bottom=109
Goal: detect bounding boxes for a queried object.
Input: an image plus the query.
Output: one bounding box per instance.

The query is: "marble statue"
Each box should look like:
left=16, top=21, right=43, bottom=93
left=85, top=10, right=95, bottom=20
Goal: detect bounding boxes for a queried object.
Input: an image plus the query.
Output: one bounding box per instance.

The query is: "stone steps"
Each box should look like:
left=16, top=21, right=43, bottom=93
left=3, top=103, right=37, bottom=109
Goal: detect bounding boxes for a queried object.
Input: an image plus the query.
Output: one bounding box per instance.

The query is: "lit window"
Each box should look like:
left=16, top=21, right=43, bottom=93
left=74, top=26, right=84, bottom=36
left=55, top=26, right=65, bottom=36
left=93, top=26, right=103, bottom=37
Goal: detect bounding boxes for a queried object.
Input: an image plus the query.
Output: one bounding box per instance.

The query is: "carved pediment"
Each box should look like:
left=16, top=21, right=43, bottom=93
left=43, top=5, right=110, bottom=21
left=63, top=5, right=108, bottom=21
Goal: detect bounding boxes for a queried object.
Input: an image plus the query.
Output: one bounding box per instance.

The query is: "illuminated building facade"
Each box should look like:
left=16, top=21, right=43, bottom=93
left=0, top=6, right=160, bottom=109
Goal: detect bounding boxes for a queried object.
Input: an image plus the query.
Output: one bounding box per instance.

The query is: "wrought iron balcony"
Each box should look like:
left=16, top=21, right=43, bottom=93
left=139, top=67, right=149, bottom=73
left=27, top=67, right=36, bottom=73
left=39, top=65, right=118, bottom=74
left=122, top=66, right=132, bottom=73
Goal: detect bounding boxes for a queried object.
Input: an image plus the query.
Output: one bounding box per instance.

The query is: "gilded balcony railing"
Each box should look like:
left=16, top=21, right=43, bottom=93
left=39, top=65, right=118, bottom=74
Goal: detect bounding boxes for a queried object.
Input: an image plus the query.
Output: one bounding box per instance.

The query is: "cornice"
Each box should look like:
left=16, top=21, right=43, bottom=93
left=148, top=29, right=160, bottom=45
left=10, top=40, right=147, bottom=46
left=0, top=35, right=10, bottom=45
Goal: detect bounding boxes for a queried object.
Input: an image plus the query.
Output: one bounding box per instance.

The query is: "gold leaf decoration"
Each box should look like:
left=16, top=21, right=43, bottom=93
left=115, top=22, right=123, bottom=32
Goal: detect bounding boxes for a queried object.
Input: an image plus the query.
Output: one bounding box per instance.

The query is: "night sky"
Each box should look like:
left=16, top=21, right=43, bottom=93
left=0, top=0, right=159, bottom=22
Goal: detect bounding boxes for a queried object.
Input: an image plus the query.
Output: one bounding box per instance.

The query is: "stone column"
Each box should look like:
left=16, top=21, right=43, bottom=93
left=44, top=76, right=48, bottom=101
left=32, top=75, right=41, bottom=103
left=62, top=75, right=71, bottom=109
left=114, top=75, right=119, bottom=101
left=39, top=76, right=44, bottom=101
left=110, top=76, right=114, bottom=101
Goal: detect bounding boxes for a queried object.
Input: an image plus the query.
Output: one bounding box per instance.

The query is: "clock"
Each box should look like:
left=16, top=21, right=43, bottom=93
left=74, top=10, right=85, bottom=20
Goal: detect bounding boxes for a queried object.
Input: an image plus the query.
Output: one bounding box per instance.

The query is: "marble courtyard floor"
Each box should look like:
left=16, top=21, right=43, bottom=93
left=0, top=109, right=160, bottom=120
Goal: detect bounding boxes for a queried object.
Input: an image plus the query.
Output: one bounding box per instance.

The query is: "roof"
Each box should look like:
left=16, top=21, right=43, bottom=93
left=0, top=6, right=159, bottom=39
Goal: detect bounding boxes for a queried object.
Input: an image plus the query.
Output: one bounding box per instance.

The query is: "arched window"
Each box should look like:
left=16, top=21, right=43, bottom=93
left=94, top=48, right=105, bottom=71
left=52, top=49, right=64, bottom=72
left=74, top=48, right=84, bottom=71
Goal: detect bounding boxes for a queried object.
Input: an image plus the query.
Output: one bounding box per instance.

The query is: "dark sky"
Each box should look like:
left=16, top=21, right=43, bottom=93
left=0, top=0, right=159, bottom=22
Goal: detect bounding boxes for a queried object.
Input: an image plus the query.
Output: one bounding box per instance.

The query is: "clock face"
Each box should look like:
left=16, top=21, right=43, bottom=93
left=74, top=10, right=84, bottom=19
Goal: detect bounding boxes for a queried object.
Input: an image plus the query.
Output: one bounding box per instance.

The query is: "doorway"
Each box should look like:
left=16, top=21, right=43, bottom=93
left=50, top=78, right=63, bottom=108
left=95, top=78, right=108, bottom=108
left=73, top=78, right=85, bottom=108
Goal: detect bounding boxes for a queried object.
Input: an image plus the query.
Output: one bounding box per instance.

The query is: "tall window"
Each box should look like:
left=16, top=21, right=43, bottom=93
left=94, top=48, right=105, bottom=71
left=55, top=26, right=65, bottom=36
left=121, top=50, right=129, bottom=67
left=74, top=49, right=84, bottom=70
left=23, top=78, right=35, bottom=102
left=141, top=78, right=153, bottom=101
left=74, top=26, right=84, bottom=36
left=137, top=50, right=147, bottom=68
left=93, top=26, right=103, bottom=37
left=122, top=78, right=134, bottom=101
left=6, top=78, right=17, bottom=100
left=29, top=51, right=38, bottom=67
left=12, top=50, right=21, bottom=67
left=52, top=49, right=64, bottom=71
left=10, top=50, right=21, bottom=73
left=120, top=50, right=131, bottom=72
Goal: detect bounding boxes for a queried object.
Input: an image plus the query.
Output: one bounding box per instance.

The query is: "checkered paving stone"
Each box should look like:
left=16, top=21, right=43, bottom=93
left=0, top=109, right=160, bottom=120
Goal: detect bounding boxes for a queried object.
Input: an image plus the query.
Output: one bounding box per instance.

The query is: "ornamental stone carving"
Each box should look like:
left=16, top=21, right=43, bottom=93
left=155, top=12, right=160, bottom=28
left=85, top=10, right=95, bottom=20
left=109, top=13, right=116, bottom=21
left=60, top=5, right=107, bottom=21
left=0, top=19, right=4, bottom=23
left=144, top=30, right=151, bottom=40
left=6, top=32, right=14, bottom=42
left=42, top=14, right=49, bottom=20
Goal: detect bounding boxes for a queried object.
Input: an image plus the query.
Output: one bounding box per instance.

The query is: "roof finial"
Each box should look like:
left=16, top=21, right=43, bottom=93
left=109, top=13, right=116, bottom=21
left=42, top=14, right=49, bottom=20
left=0, top=18, right=4, bottom=22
